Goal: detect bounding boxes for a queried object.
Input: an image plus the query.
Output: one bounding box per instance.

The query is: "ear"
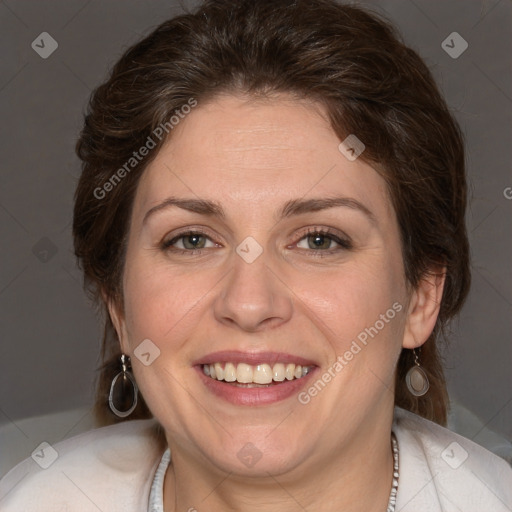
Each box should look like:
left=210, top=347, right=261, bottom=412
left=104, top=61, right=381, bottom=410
left=102, top=289, right=129, bottom=354
left=402, top=267, right=446, bottom=349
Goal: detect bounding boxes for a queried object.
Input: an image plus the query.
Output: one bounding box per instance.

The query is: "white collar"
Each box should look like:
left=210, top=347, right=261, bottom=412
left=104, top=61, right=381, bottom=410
left=148, top=448, right=170, bottom=512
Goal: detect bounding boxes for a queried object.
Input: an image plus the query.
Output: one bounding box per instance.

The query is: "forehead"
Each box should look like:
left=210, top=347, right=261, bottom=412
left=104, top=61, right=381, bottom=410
left=134, top=94, right=393, bottom=222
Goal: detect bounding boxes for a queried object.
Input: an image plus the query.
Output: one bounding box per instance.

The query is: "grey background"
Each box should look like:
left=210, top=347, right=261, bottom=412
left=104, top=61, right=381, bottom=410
left=0, top=0, right=511, bottom=460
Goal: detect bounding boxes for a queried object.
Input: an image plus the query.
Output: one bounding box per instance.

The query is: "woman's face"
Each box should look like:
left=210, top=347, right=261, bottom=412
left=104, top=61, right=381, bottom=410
left=111, top=94, right=428, bottom=476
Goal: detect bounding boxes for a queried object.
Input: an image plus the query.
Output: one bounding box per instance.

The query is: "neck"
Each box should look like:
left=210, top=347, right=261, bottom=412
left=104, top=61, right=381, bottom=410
left=163, top=409, right=395, bottom=512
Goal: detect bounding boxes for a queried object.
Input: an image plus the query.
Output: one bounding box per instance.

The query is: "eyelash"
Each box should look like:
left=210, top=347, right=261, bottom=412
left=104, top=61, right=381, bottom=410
left=297, top=227, right=353, bottom=256
left=161, top=227, right=353, bottom=258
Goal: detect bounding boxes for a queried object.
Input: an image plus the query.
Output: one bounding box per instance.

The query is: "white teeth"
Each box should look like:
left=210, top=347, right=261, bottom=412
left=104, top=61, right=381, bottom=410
left=202, top=362, right=313, bottom=384
left=224, top=362, right=236, bottom=382
left=236, top=363, right=253, bottom=383
left=253, top=364, right=273, bottom=384
left=273, top=363, right=285, bottom=382
left=214, top=362, right=224, bottom=380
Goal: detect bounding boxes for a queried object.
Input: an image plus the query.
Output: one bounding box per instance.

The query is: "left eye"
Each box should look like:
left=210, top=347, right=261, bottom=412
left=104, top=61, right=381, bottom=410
left=296, top=231, right=344, bottom=250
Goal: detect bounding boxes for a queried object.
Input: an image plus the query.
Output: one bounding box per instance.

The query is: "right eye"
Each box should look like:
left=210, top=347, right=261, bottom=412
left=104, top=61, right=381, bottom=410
left=161, top=230, right=218, bottom=254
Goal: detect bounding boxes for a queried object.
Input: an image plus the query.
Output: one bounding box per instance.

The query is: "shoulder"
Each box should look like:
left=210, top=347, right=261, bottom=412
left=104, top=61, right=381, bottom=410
left=0, top=419, right=165, bottom=512
left=393, top=407, right=512, bottom=511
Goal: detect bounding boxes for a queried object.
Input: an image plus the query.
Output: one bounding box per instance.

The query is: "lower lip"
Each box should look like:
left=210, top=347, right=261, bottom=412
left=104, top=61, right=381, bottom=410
left=195, top=366, right=318, bottom=406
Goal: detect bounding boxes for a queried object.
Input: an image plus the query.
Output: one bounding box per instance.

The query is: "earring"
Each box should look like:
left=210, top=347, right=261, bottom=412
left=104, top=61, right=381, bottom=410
left=405, top=348, right=429, bottom=396
left=108, top=354, right=139, bottom=418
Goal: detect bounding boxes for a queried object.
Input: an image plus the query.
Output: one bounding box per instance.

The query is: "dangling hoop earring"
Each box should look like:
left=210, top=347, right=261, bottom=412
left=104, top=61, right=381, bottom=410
left=108, top=354, right=139, bottom=418
left=405, top=348, right=430, bottom=396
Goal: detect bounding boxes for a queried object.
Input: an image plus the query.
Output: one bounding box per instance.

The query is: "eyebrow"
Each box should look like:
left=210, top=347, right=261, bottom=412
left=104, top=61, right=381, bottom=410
left=142, top=196, right=377, bottom=226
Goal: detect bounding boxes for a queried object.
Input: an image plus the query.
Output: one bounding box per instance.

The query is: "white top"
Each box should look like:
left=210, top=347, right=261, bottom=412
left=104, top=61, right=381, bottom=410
left=1, top=407, right=511, bottom=511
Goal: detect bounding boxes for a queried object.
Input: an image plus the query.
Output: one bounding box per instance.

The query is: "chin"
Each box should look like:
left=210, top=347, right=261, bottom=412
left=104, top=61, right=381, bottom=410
left=203, top=431, right=308, bottom=477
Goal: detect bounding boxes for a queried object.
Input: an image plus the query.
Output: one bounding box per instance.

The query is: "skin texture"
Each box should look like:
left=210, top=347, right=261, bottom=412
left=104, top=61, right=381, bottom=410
left=109, top=93, right=445, bottom=512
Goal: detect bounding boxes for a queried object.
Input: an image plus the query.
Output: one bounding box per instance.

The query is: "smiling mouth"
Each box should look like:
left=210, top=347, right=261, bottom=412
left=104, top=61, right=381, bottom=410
left=202, top=362, right=313, bottom=387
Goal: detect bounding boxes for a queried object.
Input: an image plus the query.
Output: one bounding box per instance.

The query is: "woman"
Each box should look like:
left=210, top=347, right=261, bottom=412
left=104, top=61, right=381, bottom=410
left=1, top=0, right=511, bottom=510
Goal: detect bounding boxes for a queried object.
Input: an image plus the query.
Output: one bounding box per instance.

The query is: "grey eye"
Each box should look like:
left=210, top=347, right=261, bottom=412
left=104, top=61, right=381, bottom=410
left=297, top=233, right=339, bottom=250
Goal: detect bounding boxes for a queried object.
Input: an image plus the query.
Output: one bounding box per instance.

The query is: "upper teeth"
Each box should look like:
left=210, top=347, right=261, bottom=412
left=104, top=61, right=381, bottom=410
left=203, top=362, right=312, bottom=384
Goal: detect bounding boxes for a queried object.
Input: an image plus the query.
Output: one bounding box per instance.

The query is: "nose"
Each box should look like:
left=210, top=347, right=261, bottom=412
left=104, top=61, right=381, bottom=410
left=213, top=251, right=293, bottom=332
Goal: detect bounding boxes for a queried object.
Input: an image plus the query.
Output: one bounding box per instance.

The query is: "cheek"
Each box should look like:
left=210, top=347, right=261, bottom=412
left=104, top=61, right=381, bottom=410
left=299, top=261, right=403, bottom=344
left=121, top=259, right=211, bottom=351
left=288, top=259, right=406, bottom=425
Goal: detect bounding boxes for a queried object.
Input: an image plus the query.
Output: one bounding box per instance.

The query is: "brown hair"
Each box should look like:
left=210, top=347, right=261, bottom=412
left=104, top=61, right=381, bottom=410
left=73, top=0, right=470, bottom=426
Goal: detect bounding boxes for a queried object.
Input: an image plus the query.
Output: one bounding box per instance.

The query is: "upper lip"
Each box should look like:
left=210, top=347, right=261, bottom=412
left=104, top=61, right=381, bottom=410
left=192, top=350, right=318, bottom=367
